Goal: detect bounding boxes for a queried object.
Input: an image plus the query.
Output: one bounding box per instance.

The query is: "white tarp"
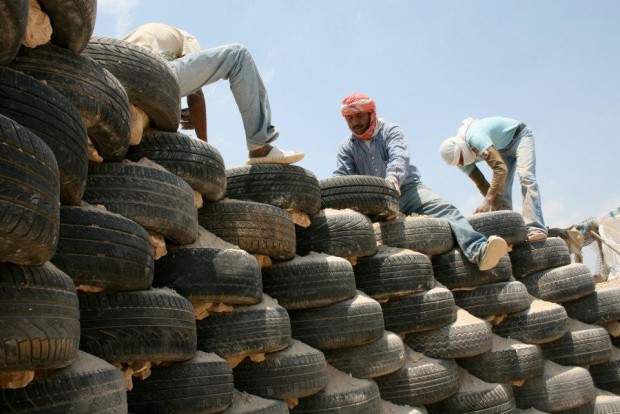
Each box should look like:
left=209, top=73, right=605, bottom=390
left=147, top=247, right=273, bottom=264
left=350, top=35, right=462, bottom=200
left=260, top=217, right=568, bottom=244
left=598, top=207, right=620, bottom=279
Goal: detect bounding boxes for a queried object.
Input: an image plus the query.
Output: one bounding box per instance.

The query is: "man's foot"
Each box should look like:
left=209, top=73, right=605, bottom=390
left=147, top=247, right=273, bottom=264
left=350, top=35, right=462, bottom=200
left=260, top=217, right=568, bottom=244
left=477, top=235, right=508, bottom=271
left=527, top=228, right=548, bottom=242
left=247, top=144, right=304, bottom=165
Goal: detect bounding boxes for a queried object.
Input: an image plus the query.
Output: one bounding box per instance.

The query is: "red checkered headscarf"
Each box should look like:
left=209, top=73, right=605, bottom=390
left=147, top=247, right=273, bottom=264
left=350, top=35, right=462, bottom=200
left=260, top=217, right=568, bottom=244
left=341, top=93, right=379, bottom=140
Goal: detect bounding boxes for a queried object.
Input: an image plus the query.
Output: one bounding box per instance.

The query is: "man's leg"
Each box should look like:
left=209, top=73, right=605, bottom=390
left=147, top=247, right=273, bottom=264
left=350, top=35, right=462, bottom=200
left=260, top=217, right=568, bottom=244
left=514, top=129, right=547, bottom=236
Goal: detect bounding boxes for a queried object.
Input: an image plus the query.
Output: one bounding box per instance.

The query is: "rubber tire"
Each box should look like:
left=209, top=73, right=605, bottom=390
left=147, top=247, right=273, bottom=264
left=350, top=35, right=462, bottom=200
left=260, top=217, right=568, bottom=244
left=225, top=164, right=321, bottom=215
left=426, top=368, right=516, bottom=414
left=375, top=346, right=460, bottom=406
left=589, top=347, right=620, bottom=394
left=128, top=351, right=234, bottom=414
left=539, top=319, right=613, bottom=367
left=261, top=253, right=356, bottom=310
left=84, top=162, right=199, bottom=245
left=467, top=210, right=527, bottom=247
left=233, top=339, right=328, bottom=400
left=319, top=175, right=400, bottom=221
left=37, top=0, right=97, bottom=52
left=562, top=284, right=620, bottom=326
left=381, top=285, right=457, bottom=334
left=512, top=361, right=597, bottom=412
left=295, top=209, right=377, bottom=258
left=199, top=199, right=296, bottom=261
left=293, top=365, right=382, bottom=414
left=374, top=216, right=455, bottom=256
left=432, top=248, right=512, bottom=289
left=521, top=263, right=596, bottom=304
left=51, top=206, right=154, bottom=291
left=126, top=131, right=226, bottom=200
left=456, top=334, right=544, bottom=384
left=83, top=36, right=180, bottom=131
left=0, top=261, right=79, bottom=371
left=509, top=237, right=572, bottom=278
left=452, top=280, right=531, bottom=319
left=0, top=113, right=59, bottom=265
left=492, top=298, right=569, bottom=344
left=353, top=247, right=434, bottom=301
left=0, top=351, right=127, bottom=414
left=79, top=288, right=197, bottom=363
left=220, top=389, right=289, bottom=414
left=195, top=295, right=292, bottom=359
left=404, top=309, right=493, bottom=359
left=154, top=247, right=262, bottom=305
left=10, top=44, right=131, bottom=161
left=0, top=66, right=87, bottom=205
left=323, top=331, right=406, bottom=379
left=0, top=0, right=27, bottom=65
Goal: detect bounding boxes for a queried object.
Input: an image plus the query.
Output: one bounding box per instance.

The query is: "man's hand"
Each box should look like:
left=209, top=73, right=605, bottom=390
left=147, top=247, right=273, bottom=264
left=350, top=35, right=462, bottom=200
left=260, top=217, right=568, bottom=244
left=386, top=176, right=401, bottom=196
left=474, top=194, right=495, bottom=214
left=180, top=108, right=194, bottom=130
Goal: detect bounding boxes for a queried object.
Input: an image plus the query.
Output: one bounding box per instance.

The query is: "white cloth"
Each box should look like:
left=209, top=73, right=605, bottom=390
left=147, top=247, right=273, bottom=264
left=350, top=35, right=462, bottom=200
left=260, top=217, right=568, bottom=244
left=122, top=23, right=201, bottom=62
left=439, top=117, right=477, bottom=166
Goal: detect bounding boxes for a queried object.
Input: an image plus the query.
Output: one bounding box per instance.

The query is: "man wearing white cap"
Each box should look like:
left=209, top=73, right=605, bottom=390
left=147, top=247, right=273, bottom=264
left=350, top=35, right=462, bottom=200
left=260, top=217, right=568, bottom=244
left=439, top=117, right=547, bottom=242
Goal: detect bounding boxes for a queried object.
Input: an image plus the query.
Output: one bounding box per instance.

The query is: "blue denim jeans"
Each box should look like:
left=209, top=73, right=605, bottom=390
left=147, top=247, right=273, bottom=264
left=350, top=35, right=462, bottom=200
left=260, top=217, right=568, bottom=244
left=399, top=181, right=487, bottom=263
left=170, top=43, right=278, bottom=150
left=498, top=127, right=546, bottom=232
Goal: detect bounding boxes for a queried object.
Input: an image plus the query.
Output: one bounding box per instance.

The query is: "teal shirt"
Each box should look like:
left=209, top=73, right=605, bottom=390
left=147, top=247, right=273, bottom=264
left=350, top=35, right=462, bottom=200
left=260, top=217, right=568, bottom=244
left=458, top=117, right=521, bottom=174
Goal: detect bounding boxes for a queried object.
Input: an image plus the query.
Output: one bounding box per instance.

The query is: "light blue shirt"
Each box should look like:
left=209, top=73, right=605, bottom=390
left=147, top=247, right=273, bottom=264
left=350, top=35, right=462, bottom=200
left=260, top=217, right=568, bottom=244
left=459, top=117, right=522, bottom=174
left=333, top=120, right=420, bottom=186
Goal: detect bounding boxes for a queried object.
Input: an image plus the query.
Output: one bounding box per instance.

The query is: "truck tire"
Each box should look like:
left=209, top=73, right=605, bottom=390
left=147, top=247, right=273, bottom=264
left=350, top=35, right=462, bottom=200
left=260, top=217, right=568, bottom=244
left=0, top=0, right=27, bottom=65
left=37, top=0, right=97, bottom=52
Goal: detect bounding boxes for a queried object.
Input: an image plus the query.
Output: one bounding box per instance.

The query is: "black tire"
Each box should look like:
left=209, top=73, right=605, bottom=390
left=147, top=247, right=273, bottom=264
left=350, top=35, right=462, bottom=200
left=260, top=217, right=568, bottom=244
left=589, top=347, right=620, bottom=394
left=11, top=44, right=131, bottom=160
left=294, top=365, right=382, bottom=414
left=51, top=206, right=154, bottom=291
left=83, top=36, right=180, bottom=131
left=261, top=253, right=356, bottom=310
left=0, top=351, right=127, bottom=414
left=319, top=175, right=400, bottom=221
left=509, top=237, right=572, bottom=278
left=0, top=262, right=79, bottom=371
left=381, top=285, right=457, bottom=334
left=199, top=199, right=296, bottom=261
left=467, top=210, right=527, bottom=246
left=374, top=216, right=455, bottom=256
left=220, top=389, right=289, bottom=414
left=0, top=113, right=59, bottom=265
left=426, top=368, right=516, bottom=414
left=154, top=247, right=262, bottom=305
left=128, top=351, right=234, bottom=414
left=375, top=346, right=460, bottom=406
left=562, top=283, right=620, bottom=326
left=37, top=0, right=96, bottom=52
left=0, top=0, right=27, bottom=65
left=79, top=288, right=197, bottom=363
left=295, top=209, right=377, bottom=258
left=353, top=246, right=434, bottom=301
left=521, top=263, right=596, bottom=304
left=564, top=391, right=620, bottom=414
left=126, top=131, right=226, bottom=200
left=233, top=339, right=328, bottom=400
left=539, top=319, right=613, bottom=367
left=404, top=309, right=493, bottom=359
left=0, top=66, right=88, bottom=205
left=512, top=361, right=597, bottom=412
left=84, top=162, right=199, bottom=245
left=196, top=295, right=292, bottom=359
left=288, top=291, right=385, bottom=350
left=225, top=164, right=321, bottom=215
left=492, top=298, right=569, bottom=344
left=323, top=331, right=406, bottom=379
left=452, top=280, right=531, bottom=319
left=457, top=334, right=544, bottom=384
left=432, top=248, right=513, bottom=289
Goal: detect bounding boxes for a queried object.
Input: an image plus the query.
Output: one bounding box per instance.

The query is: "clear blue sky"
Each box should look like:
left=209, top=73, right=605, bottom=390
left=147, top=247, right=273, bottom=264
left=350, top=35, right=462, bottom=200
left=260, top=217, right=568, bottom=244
left=94, top=0, right=620, bottom=231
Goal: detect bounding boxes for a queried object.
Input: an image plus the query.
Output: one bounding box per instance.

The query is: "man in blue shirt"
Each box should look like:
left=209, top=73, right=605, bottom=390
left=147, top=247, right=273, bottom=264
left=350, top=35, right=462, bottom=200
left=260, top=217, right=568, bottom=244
left=334, top=93, right=508, bottom=271
left=439, top=117, right=547, bottom=242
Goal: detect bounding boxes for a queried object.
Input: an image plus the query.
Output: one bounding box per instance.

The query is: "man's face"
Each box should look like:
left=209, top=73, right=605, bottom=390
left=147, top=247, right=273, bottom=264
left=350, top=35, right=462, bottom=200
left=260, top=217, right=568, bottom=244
left=345, top=112, right=371, bottom=135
